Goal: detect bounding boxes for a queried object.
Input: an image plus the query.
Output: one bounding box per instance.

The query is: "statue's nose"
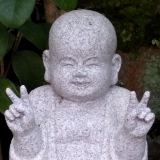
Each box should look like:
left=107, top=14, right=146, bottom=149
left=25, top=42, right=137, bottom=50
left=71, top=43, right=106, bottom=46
left=72, top=65, right=87, bottom=78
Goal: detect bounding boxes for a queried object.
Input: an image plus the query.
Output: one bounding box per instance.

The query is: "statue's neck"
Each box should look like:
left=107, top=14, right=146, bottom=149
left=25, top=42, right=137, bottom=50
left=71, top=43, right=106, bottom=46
left=56, top=92, right=109, bottom=110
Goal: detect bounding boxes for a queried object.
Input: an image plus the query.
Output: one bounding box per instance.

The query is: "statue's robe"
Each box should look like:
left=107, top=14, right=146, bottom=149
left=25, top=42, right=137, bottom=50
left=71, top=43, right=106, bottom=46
left=9, top=85, right=147, bottom=160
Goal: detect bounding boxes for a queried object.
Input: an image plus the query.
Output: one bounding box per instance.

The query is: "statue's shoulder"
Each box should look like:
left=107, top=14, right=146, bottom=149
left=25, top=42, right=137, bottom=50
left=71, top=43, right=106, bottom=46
left=29, top=85, right=56, bottom=101
left=109, top=85, right=131, bottom=126
left=28, top=85, right=58, bottom=124
left=109, top=85, right=130, bottom=112
left=29, top=85, right=55, bottom=98
left=109, top=85, right=130, bottom=99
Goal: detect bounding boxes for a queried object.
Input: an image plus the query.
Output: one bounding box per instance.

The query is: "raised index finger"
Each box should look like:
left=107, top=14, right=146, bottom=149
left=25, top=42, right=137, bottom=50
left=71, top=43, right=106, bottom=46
left=139, top=91, right=150, bottom=106
left=6, top=88, right=19, bottom=103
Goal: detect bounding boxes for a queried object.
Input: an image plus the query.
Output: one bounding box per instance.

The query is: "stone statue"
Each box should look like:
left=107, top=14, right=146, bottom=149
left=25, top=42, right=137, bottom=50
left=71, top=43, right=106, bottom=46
left=4, top=10, right=155, bottom=160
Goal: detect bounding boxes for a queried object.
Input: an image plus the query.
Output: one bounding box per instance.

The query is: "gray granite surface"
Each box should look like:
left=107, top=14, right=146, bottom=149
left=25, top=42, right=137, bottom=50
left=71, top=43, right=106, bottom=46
left=4, top=10, right=155, bottom=160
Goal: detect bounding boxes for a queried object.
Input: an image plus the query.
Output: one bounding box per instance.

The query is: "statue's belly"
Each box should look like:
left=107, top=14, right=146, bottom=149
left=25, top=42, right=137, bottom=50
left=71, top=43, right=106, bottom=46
left=54, top=120, right=106, bottom=159
left=50, top=105, right=110, bottom=159
left=56, top=141, right=102, bottom=160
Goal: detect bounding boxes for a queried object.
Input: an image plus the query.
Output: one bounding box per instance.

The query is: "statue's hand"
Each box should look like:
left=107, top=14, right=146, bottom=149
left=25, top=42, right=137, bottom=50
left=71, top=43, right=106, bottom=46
left=124, top=91, right=155, bottom=138
left=4, top=85, right=36, bottom=136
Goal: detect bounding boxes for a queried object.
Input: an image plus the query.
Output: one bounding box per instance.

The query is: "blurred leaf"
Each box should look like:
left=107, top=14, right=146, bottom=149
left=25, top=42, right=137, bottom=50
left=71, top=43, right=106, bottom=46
left=152, top=39, right=157, bottom=45
left=12, top=50, right=45, bottom=91
left=152, top=39, right=160, bottom=48
left=0, top=29, right=15, bottom=60
left=0, top=78, right=19, bottom=113
left=13, top=83, right=20, bottom=93
left=0, top=22, right=5, bottom=29
left=38, top=23, right=51, bottom=40
left=52, top=0, right=77, bottom=11
left=18, top=21, right=47, bottom=51
left=7, top=33, right=15, bottom=52
left=0, top=0, right=36, bottom=28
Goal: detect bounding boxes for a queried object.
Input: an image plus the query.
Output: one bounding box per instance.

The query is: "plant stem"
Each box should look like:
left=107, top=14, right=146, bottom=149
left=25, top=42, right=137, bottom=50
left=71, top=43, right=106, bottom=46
left=7, top=29, right=12, bottom=33
left=43, top=0, right=66, bottom=23
left=13, top=32, right=23, bottom=53
left=4, top=31, right=22, bottom=77
left=4, top=61, right=11, bottom=78
left=0, top=59, right=4, bottom=77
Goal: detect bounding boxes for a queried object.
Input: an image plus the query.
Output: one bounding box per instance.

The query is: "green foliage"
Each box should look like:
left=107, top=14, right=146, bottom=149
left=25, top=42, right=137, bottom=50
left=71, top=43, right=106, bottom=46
left=140, top=55, right=160, bottom=119
left=18, top=21, right=48, bottom=51
left=0, top=29, right=15, bottom=60
left=38, top=23, right=52, bottom=40
left=12, top=51, right=45, bottom=91
left=52, top=0, right=77, bottom=11
left=120, top=29, right=132, bottom=43
left=0, top=78, right=19, bottom=113
left=0, top=0, right=77, bottom=113
left=0, top=0, right=36, bottom=28
left=152, top=38, right=160, bottom=48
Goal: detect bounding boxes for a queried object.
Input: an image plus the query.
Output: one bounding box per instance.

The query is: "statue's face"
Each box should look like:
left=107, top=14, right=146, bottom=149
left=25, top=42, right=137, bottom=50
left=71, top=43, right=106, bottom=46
left=48, top=45, right=114, bottom=102
left=43, top=10, right=121, bottom=102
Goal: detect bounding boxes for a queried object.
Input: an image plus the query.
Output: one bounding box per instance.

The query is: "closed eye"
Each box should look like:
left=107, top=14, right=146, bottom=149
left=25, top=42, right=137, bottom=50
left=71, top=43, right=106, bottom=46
left=60, top=57, right=75, bottom=66
left=86, top=63, right=99, bottom=66
left=85, top=58, right=100, bottom=67
left=61, top=62, right=74, bottom=66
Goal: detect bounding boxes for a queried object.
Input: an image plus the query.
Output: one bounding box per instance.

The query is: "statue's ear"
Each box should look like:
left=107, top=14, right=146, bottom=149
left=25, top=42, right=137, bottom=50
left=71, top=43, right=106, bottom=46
left=43, top=50, right=51, bottom=83
left=111, top=54, right=122, bottom=85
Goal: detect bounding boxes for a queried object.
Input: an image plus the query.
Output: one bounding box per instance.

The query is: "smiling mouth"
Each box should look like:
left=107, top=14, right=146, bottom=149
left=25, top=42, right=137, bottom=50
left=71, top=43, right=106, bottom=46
left=71, top=81, right=90, bottom=87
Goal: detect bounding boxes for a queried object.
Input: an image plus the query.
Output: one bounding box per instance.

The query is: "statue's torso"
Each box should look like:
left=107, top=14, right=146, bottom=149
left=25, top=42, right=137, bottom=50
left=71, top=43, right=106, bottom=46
left=29, top=85, right=130, bottom=160
left=54, top=102, right=107, bottom=159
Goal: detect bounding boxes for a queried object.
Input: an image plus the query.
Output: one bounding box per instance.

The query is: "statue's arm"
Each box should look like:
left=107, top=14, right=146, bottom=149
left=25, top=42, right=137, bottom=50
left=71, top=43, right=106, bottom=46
left=111, top=129, right=147, bottom=160
left=9, top=124, right=47, bottom=160
left=111, top=91, right=154, bottom=160
left=5, top=86, right=48, bottom=160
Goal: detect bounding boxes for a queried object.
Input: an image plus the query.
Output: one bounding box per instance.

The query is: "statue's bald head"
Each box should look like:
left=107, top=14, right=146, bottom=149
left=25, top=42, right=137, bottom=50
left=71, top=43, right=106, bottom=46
left=49, top=10, right=117, bottom=57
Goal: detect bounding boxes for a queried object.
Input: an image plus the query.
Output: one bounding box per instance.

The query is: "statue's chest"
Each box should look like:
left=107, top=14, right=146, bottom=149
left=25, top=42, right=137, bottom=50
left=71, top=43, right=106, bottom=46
left=54, top=105, right=106, bottom=144
left=45, top=101, right=118, bottom=159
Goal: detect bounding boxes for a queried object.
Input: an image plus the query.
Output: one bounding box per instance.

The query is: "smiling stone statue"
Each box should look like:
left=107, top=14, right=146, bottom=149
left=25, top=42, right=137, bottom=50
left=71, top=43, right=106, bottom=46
left=4, top=10, right=155, bottom=160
